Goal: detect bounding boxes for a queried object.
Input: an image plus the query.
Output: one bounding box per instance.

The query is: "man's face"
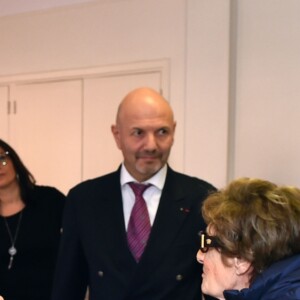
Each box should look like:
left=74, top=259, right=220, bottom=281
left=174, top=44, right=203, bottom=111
left=112, top=96, right=176, bottom=182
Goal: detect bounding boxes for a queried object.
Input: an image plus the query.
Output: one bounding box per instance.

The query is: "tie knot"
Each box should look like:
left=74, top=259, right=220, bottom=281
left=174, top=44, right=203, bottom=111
left=128, top=182, right=151, bottom=197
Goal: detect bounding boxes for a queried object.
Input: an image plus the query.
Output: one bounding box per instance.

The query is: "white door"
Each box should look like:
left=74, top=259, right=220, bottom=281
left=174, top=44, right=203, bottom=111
left=83, top=72, right=161, bottom=180
left=9, top=80, right=82, bottom=195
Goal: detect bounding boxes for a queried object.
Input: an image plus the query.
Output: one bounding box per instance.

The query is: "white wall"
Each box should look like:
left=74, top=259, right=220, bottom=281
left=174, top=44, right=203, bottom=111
left=1, top=0, right=300, bottom=189
left=233, top=0, right=300, bottom=186
left=185, top=0, right=230, bottom=187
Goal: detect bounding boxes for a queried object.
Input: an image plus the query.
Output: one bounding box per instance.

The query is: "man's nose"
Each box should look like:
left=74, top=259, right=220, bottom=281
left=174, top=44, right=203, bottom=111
left=144, top=134, right=157, bottom=150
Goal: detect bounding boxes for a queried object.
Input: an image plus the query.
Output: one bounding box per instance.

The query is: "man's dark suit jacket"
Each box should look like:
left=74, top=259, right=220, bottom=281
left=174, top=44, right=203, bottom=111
left=51, top=166, right=216, bottom=300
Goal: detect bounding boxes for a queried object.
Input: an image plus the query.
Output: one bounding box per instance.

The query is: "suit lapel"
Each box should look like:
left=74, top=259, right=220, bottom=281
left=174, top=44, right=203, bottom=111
left=92, top=169, right=135, bottom=265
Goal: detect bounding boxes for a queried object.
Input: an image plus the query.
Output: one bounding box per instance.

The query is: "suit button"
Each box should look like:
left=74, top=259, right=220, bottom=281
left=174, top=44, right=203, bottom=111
left=176, top=274, right=183, bottom=281
left=98, top=271, right=104, bottom=277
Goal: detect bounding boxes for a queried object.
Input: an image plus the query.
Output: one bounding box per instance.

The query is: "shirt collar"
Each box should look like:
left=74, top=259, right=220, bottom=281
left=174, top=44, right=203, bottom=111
left=120, top=164, right=167, bottom=191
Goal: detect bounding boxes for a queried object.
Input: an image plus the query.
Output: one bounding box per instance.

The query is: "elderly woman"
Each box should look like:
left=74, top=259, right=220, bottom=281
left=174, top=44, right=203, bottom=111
left=197, top=177, right=300, bottom=300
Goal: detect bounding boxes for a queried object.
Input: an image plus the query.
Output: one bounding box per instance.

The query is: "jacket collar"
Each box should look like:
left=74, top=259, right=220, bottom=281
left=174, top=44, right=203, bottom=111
left=223, top=254, right=300, bottom=300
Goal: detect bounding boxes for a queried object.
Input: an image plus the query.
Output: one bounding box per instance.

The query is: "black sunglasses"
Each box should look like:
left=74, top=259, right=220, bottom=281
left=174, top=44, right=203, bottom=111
left=199, top=231, right=222, bottom=253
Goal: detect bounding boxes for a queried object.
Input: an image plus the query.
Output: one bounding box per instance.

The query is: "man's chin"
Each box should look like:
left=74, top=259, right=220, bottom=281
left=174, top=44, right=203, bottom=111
left=136, top=163, right=162, bottom=177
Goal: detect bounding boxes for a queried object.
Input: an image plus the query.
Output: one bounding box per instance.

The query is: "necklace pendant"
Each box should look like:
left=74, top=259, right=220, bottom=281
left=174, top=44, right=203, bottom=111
left=3, top=211, right=23, bottom=270
left=8, top=256, right=14, bottom=270
left=8, top=246, right=17, bottom=256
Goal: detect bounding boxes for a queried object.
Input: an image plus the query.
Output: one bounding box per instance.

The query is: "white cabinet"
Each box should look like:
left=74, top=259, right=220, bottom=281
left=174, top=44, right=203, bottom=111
left=7, top=80, right=83, bottom=194
left=1, top=64, right=165, bottom=194
left=0, top=86, right=9, bottom=140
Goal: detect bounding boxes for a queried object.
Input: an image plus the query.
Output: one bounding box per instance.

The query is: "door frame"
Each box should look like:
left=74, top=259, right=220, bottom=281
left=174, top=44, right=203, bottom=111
left=0, top=59, right=170, bottom=99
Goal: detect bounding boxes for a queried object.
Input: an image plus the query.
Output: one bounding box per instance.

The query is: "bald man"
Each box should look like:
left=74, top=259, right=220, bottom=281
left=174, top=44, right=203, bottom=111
left=51, top=88, right=216, bottom=300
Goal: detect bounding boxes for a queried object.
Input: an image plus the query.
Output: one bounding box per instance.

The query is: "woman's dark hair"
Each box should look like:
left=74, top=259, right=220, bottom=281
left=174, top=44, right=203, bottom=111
left=0, top=139, right=36, bottom=204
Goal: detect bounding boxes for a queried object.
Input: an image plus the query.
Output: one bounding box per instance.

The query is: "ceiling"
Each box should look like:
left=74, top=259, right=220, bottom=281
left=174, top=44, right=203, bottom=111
left=0, top=0, right=100, bottom=17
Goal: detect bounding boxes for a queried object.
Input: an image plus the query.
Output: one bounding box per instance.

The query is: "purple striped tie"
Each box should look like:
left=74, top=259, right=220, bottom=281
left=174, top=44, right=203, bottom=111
left=127, top=182, right=152, bottom=262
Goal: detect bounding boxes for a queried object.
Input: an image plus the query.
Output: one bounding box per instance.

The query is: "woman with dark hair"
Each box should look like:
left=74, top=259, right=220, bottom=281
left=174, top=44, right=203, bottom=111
left=0, top=139, right=66, bottom=300
left=197, top=177, right=300, bottom=300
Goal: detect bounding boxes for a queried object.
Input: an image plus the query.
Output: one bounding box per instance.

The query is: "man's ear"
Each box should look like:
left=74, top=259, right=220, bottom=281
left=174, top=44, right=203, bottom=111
left=234, top=257, right=252, bottom=275
left=111, top=124, right=121, bottom=150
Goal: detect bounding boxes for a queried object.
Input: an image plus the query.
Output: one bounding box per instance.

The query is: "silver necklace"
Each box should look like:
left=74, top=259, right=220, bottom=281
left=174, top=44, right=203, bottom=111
left=2, top=211, right=23, bottom=270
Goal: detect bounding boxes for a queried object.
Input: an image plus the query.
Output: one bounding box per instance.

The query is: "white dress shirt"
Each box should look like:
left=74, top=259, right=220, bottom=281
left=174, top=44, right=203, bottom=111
left=120, top=164, right=167, bottom=229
